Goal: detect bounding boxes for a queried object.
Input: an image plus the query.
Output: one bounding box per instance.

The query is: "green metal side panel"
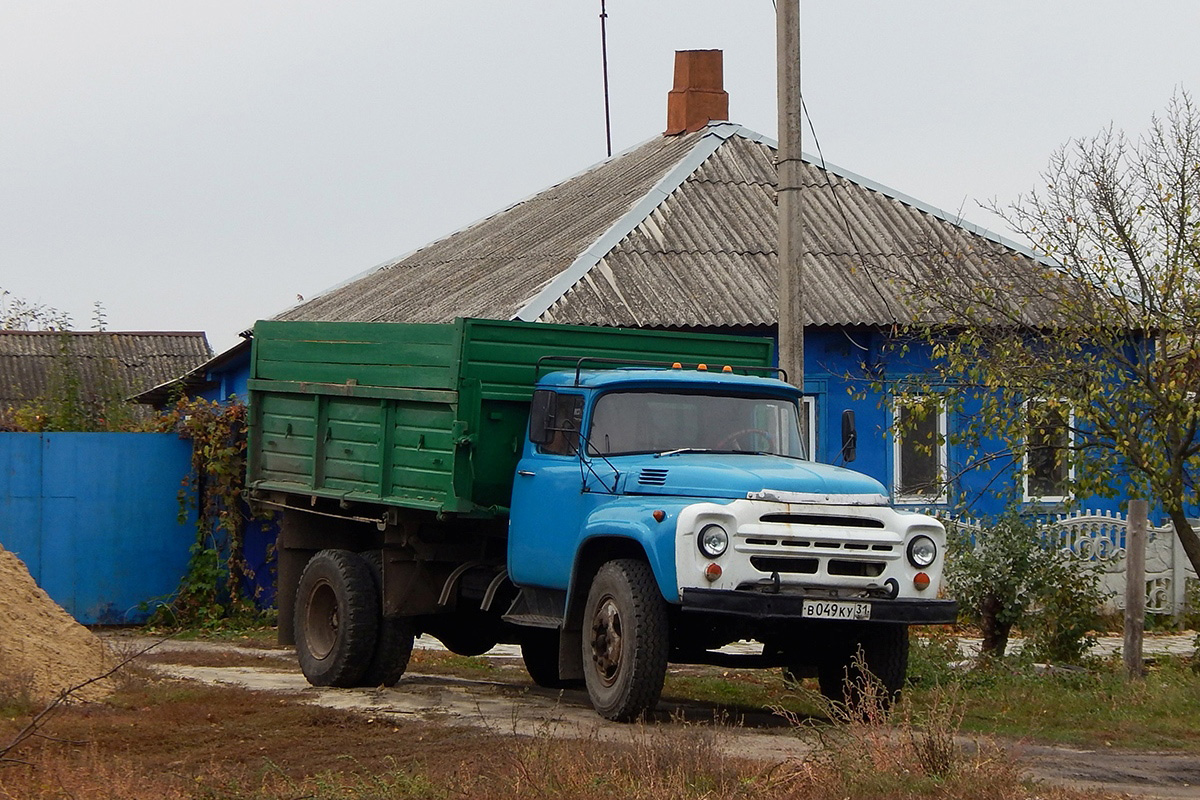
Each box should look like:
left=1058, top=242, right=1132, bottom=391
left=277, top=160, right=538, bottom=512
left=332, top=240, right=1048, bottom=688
left=251, top=320, right=461, bottom=390
left=247, top=318, right=774, bottom=516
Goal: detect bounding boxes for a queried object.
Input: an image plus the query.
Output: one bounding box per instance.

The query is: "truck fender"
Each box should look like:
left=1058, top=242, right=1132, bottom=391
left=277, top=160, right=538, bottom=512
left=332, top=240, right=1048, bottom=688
left=553, top=509, right=679, bottom=679
left=573, top=516, right=677, bottom=608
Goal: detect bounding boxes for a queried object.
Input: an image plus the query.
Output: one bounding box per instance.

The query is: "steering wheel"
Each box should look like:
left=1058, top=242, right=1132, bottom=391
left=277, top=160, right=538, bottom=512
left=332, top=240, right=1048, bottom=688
left=716, top=428, right=773, bottom=451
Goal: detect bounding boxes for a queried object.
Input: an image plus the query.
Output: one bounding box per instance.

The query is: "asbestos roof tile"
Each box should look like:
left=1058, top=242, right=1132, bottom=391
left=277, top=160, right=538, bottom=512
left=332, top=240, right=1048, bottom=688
left=277, top=123, right=1059, bottom=331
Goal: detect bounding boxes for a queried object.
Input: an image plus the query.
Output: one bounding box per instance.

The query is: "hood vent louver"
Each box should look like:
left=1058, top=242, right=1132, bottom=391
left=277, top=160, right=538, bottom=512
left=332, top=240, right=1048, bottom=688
left=638, top=468, right=670, bottom=486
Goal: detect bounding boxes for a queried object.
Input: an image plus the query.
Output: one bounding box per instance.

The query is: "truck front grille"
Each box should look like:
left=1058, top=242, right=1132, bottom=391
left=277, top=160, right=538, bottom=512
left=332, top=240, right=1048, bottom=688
left=750, top=556, right=819, bottom=574
left=828, top=560, right=886, bottom=577
left=759, top=513, right=886, bottom=528
left=742, top=538, right=894, bottom=553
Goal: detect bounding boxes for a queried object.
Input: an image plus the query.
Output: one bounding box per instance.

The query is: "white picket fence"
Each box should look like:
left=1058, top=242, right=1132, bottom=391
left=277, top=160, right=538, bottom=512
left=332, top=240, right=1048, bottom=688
left=949, top=510, right=1198, bottom=617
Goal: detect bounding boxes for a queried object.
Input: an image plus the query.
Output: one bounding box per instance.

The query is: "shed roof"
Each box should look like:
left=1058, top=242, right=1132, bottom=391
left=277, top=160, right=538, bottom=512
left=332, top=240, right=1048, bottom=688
left=277, top=123, right=1059, bottom=329
left=0, top=331, right=212, bottom=420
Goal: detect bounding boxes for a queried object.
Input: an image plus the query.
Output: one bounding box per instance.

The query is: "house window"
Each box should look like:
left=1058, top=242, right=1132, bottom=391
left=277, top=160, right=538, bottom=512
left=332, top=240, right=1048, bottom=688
left=893, top=396, right=946, bottom=503
left=1024, top=400, right=1073, bottom=501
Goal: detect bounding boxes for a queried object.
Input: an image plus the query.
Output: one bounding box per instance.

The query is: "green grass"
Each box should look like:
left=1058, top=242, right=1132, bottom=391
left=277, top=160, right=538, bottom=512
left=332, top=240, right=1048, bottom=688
left=666, top=642, right=1199, bottom=752
left=908, top=655, right=1200, bottom=749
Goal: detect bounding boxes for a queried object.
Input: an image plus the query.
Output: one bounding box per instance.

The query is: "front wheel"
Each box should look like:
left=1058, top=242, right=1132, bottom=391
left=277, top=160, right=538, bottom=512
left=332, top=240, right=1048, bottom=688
left=294, top=549, right=379, bottom=688
left=582, top=559, right=669, bottom=721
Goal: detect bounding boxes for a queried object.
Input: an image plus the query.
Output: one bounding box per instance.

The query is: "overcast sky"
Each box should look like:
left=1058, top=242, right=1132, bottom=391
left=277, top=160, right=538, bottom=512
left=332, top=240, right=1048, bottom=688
left=3, top=1, right=1199, bottom=352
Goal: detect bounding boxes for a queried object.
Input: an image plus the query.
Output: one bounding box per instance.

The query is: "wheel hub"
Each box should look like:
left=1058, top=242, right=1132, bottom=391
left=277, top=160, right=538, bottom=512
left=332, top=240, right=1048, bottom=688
left=589, top=595, right=623, bottom=687
left=305, top=579, right=340, bottom=660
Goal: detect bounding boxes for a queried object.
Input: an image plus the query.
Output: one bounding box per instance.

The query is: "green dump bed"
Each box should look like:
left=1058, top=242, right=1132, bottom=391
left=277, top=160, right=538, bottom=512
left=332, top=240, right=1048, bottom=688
left=246, top=318, right=774, bottom=516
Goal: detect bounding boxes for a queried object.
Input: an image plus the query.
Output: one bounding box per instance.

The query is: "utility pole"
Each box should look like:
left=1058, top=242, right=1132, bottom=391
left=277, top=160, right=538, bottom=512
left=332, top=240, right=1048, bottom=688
left=776, top=0, right=803, bottom=386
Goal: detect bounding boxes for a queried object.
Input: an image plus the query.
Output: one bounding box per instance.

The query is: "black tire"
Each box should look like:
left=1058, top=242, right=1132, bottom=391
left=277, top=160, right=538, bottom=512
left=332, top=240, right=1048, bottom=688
left=817, top=623, right=909, bottom=712
left=294, top=549, right=379, bottom=688
left=581, top=559, right=669, bottom=721
left=360, top=551, right=416, bottom=688
left=521, top=628, right=582, bottom=689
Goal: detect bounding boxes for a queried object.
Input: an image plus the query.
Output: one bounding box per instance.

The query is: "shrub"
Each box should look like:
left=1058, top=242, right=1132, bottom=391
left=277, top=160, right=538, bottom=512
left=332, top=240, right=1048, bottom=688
left=947, top=514, right=1103, bottom=663
left=945, top=516, right=1043, bottom=657
left=1024, top=548, right=1104, bottom=664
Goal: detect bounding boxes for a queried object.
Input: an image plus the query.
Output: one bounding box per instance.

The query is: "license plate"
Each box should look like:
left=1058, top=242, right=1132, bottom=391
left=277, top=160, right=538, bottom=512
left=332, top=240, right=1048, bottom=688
left=802, top=600, right=871, bottom=620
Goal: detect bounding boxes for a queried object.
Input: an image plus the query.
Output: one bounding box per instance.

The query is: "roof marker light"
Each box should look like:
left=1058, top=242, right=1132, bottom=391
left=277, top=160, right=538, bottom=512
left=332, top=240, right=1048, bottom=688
left=697, top=363, right=708, bottom=371
left=722, top=365, right=732, bottom=372
left=672, top=362, right=682, bottom=369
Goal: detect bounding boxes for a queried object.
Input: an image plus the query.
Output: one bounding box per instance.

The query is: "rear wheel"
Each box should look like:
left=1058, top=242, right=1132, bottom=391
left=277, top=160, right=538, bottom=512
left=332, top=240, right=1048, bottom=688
left=582, top=559, right=669, bottom=721
left=360, top=552, right=416, bottom=687
left=294, top=549, right=378, bottom=688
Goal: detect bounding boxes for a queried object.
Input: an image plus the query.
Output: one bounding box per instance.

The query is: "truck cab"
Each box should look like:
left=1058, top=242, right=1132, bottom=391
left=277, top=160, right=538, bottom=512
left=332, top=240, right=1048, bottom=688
left=503, top=365, right=955, bottom=719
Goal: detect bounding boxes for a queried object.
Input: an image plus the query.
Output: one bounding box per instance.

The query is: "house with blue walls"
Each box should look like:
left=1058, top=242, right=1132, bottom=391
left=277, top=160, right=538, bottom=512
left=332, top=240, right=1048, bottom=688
left=172, top=51, right=1123, bottom=525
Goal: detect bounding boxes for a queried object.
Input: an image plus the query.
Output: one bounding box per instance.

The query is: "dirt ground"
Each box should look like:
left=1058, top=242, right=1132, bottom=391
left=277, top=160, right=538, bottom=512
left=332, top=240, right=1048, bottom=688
left=105, top=632, right=1200, bottom=800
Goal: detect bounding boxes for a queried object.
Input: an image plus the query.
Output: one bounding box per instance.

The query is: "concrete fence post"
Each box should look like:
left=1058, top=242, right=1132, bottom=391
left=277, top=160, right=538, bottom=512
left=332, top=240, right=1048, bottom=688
left=1124, top=499, right=1147, bottom=680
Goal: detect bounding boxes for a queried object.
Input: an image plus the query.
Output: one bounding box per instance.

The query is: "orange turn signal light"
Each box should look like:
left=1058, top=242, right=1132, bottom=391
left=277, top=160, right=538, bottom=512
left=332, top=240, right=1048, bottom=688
left=704, top=563, right=722, bottom=582
left=913, top=572, right=931, bottom=590
left=652, top=510, right=666, bottom=523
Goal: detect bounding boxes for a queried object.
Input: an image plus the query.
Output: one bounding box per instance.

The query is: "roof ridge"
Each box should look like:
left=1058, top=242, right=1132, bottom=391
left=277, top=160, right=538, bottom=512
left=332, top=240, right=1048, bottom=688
left=515, top=124, right=739, bottom=322
left=273, top=135, right=683, bottom=323
left=721, top=124, right=1050, bottom=267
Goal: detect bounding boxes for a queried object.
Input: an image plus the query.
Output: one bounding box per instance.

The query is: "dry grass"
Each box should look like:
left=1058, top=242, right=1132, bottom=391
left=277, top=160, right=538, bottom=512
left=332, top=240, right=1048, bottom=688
left=0, top=664, right=1123, bottom=800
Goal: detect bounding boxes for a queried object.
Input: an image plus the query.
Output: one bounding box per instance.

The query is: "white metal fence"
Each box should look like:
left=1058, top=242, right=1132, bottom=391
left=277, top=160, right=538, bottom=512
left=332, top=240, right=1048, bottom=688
left=949, top=510, right=1198, bottom=617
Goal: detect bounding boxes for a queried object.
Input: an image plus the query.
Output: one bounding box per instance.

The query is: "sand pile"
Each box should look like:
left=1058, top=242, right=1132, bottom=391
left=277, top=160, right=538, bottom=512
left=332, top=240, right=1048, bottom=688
left=0, top=545, right=115, bottom=704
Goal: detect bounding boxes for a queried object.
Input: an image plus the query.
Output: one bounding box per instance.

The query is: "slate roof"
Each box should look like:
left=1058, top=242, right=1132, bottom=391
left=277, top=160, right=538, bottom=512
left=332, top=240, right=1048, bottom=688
left=277, top=123, right=1057, bottom=329
left=0, top=331, right=212, bottom=420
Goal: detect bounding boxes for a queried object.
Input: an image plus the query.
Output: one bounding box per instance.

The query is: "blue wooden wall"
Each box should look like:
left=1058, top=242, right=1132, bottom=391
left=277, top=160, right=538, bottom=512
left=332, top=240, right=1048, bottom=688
left=0, top=433, right=197, bottom=624
left=800, top=326, right=1126, bottom=521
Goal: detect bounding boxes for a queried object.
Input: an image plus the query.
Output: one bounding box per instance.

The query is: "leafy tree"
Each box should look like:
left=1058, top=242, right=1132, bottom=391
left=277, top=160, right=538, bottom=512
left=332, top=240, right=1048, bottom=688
left=884, top=91, right=1200, bottom=578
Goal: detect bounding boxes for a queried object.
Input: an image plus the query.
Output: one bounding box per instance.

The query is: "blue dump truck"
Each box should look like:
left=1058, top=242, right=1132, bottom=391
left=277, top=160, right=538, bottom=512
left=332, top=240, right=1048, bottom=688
left=247, top=318, right=955, bottom=721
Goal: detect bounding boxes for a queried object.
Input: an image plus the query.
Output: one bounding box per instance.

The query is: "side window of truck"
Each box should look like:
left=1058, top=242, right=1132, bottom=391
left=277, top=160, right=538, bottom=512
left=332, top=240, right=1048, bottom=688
left=537, top=393, right=584, bottom=456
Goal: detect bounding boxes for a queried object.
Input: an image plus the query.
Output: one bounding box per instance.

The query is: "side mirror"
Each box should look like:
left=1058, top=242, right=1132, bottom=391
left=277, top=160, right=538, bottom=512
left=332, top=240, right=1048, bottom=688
left=840, top=410, right=857, bottom=463
left=529, top=390, right=557, bottom=445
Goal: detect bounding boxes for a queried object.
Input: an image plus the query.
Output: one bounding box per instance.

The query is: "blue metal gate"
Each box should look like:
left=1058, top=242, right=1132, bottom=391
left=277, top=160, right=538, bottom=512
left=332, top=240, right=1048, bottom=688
left=0, top=433, right=196, bottom=624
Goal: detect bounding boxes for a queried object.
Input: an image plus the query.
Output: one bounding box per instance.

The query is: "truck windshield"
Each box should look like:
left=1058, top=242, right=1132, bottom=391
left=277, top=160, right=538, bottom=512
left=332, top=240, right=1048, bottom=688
left=589, top=390, right=806, bottom=458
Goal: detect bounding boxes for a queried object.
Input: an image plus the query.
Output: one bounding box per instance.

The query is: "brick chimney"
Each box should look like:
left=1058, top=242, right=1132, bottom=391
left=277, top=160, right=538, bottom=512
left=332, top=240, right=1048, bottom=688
left=665, top=49, right=729, bottom=135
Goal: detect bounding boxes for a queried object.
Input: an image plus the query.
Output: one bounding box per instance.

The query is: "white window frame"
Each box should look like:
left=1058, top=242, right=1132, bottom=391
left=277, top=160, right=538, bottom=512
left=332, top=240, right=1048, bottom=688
left=892, top=395, right=948, bottom=504
left=1022, top=399, right=1075, bottom=503
left=800, top=396, right=816, bottom=461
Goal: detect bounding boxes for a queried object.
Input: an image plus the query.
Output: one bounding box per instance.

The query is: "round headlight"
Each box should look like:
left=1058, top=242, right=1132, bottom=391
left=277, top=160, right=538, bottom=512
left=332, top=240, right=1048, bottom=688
left=698, top=524, right=729, bottom=558
left=907, top=535, right=937, bottom=568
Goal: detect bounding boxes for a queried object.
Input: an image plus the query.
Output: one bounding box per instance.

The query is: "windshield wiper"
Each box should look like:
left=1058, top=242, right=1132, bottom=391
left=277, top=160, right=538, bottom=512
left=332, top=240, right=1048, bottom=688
left=654, top=448, right=714, bottom=457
